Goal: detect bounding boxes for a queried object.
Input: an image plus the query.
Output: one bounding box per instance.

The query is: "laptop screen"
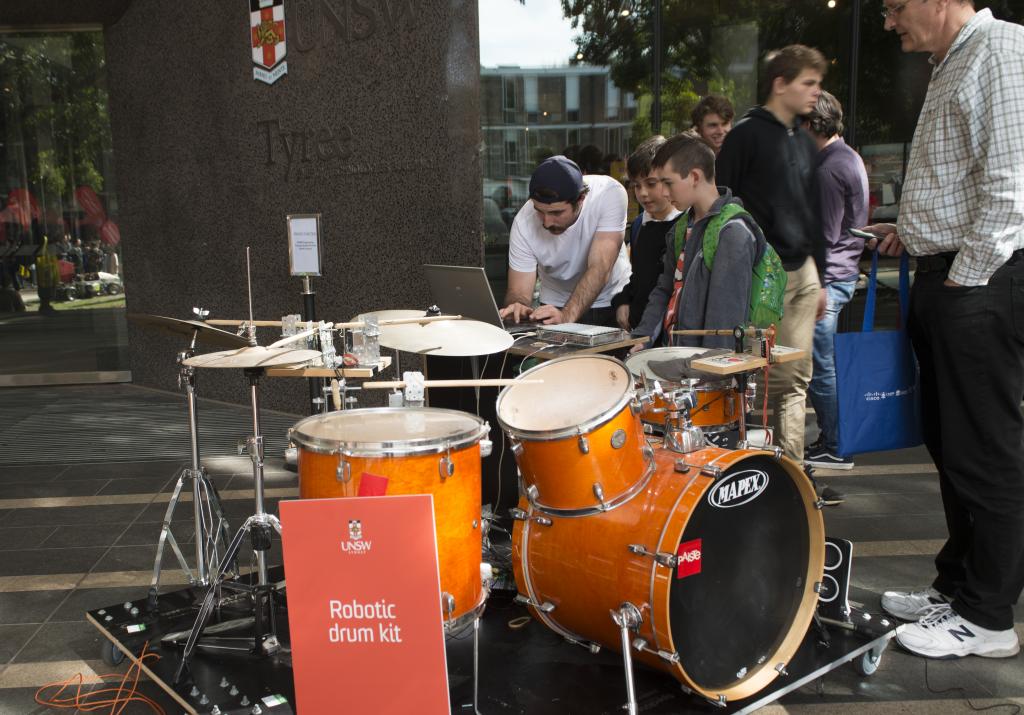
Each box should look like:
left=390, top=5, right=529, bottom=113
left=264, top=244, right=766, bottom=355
left=422, top=265, right=504, bottom=328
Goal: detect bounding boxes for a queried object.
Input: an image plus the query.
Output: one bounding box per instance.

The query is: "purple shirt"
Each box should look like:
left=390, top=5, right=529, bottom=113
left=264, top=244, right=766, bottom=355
left=816, top=138, right=869, bottom=283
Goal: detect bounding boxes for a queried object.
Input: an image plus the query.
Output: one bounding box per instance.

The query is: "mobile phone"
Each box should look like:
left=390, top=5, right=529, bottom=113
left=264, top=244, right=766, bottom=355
left=849, top=228, right=882, bottom=240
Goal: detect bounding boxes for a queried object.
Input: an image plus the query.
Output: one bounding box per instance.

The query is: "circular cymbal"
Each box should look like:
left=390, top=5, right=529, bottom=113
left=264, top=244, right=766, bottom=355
left=128, top=313, right=250, bottom=349
left=378, top=318, right=513, bottom=357
left=182, top=346, right=322, bottom=369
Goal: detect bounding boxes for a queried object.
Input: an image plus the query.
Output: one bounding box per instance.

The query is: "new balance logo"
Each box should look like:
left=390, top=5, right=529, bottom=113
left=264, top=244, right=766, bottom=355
left=947, top=624, right=976, bottom=642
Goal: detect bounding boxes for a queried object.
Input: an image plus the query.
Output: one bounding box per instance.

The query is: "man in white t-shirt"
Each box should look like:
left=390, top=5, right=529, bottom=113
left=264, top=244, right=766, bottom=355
left=499, top=156, right=630, bottom=326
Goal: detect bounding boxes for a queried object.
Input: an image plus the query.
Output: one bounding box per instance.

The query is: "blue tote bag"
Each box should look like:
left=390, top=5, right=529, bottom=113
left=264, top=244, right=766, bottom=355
left=835, top=251, right=923, bottom=455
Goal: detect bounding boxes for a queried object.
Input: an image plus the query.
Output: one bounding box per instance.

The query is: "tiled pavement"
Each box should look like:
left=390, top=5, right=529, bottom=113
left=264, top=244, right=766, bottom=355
left=0, top=385, right=1021, bottom=714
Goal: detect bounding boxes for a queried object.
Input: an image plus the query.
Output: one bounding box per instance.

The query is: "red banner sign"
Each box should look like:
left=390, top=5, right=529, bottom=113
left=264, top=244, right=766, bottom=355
left=280, top=495, right=451, bottom=714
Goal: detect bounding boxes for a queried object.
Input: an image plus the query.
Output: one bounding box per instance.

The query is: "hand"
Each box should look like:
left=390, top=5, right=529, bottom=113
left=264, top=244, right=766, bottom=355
left=499, top=302, right=533, bottom=323
left=629, top=340, right=649, bottom=355
left=615, top=304, right=631, bottom=331
left=943, top=278, right=963, bottom=288
left=863, top=223, right=903, bottom=257
left=530, top=304, right=565, bottom=325
left=815, top=286, right=827, bottom=321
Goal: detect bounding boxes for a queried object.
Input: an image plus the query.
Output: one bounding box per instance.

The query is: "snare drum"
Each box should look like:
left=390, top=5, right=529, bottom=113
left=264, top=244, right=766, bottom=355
left=512, top=446, right=824, bottom=703
left=289, top=408, right=490, bottom=628
left=626, top=347, right=742, bottom=430
left=496, top=355, right=653, bottom=516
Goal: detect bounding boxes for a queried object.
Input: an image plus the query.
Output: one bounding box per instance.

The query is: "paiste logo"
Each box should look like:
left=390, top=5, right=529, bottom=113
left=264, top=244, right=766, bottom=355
left=708, top=469, right=770, bottom=508
left=341, top=519, right=372, bottom=554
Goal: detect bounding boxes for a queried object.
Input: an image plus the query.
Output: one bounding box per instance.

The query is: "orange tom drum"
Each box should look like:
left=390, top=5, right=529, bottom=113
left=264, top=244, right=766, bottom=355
left=289, top=408, right=490, bottom=629
left=512, top=446, right=825, bottom=704
left=496, top=355, right=653, bottom=516
left=625, top=347, right=744, bottom=431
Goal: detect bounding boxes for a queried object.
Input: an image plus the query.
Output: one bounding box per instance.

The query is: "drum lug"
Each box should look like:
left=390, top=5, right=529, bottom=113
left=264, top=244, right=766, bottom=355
left=442, top=592, right=456, bottom=617
left=509, top=507, right=551, bottom=527
left=480, top=438, right=493, bottom=459
left=642, top=445, right=655, bottom=461
left=643, top=423, right=654, bottom=435
left=592, top=483, right=608, bottom=511
left=775, top=662, right=789, bottom=676
left=335, top=459, right=351, bottom=483
left=439, top=445, right=455, bottom=480
left=514, top=593, right=555, bottom=613
left=577, top=434, right=590, bottom=454
left=813, top=581, right=824, bottom=594
left=627, top=543, right=679, bottom=569
left=631, top=637, right=680, bottom=664
left=704, top=694, right=728, bottom=709
left=674, top=459, right=690, bottom=474
left=701, top=465, right=722, bottom=479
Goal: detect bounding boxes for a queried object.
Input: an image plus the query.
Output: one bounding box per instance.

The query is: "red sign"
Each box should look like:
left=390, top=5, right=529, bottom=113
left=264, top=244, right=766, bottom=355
left=676, top=538, right=702, bottom=579
left=280, top=495, right=451, bottom=715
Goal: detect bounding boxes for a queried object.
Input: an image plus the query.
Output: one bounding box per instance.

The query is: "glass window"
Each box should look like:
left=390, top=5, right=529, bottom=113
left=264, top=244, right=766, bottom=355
left=0, top=30, right=129, bottom=384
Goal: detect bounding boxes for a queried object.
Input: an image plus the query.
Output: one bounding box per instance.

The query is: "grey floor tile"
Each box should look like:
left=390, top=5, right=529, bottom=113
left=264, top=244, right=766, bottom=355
left=115, top=521, right=194, bottom=547
left=0, top=464, right=68, bottom=483
left=92, top=545, right=171, bottom=573
left=59, top=460, right=184, bottom=482
left=0, top=547, right=105, bottom=577
left=825, top=513, right=950, bottom=543
left=12, top=620, right=104, bottom=663
left=41, top=524, right=127, bottom=549
left=2, top=503, right=147, bottom=528
left=0, top=624, right=39, bottom=663
left=0, top=526, right=57, bottom=551
left=0, top=590, right=69, bottom=625
left=0, top=479, right=108, bottom=499
left=94, top=475, right=175, bottom=495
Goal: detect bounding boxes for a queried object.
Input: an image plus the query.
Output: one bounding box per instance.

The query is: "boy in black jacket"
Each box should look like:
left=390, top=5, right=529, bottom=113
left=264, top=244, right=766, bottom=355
left=612, top=135, right=682, bottom=330
left=717, top=45, right=829, bottom=466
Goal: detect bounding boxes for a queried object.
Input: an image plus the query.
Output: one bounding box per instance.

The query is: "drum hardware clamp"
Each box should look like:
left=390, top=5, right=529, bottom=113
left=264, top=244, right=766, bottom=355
left=509, top=508, right=552, bottom=527
left=610, top=603, right=644, bottom=715
left=631, top=638, right=680, bottom=664
left=513, top=593, right=556, bottom=613
left=627, top=544, right=680, bottom=569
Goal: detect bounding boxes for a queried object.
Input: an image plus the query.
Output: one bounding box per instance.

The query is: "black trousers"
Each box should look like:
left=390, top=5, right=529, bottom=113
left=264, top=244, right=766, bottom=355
left=567, top=305, right=617, bottom=328
left=908, top=253, right=1024, bottom=630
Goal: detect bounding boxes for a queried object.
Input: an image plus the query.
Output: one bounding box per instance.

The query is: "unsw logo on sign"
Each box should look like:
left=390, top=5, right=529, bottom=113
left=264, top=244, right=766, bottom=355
left=341, top=519, right=372, bottom=555
left=708, top=469, right=769, bottom=508
left=250, top=0, right=288, bottom=85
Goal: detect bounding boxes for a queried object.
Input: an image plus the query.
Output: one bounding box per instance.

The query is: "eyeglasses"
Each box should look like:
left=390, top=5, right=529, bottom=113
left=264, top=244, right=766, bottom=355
left=881, top=0, right=919, bottom=19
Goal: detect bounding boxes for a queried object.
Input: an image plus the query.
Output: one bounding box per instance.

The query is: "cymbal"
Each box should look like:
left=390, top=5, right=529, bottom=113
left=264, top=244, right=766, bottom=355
left=128, top=313, right=250, bottom=349
left=182, top=345, right=322, bottom=369
left=382, top=319, right=513, bottom=356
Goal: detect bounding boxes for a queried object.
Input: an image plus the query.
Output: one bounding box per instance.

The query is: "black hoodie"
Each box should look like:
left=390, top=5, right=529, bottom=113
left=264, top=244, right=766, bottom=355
left=716, top=106, right=826, bottom=282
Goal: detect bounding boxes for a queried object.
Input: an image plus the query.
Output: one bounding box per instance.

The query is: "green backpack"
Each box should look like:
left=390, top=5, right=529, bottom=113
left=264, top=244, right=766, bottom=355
left=673, top=202, right=787, bottom=328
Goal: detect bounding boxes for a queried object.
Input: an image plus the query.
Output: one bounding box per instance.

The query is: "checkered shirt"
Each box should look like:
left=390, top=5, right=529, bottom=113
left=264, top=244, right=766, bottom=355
left=898, top=9, right=1024, bottom=286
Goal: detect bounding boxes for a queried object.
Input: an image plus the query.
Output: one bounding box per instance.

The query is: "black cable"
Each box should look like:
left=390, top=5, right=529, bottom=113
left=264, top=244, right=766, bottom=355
left=923, top=658, right=1021, bottom=714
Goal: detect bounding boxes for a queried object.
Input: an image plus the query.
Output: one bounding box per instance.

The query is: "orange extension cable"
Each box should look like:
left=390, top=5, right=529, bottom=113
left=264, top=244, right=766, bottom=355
left=34, top=641, right=166, bottom=715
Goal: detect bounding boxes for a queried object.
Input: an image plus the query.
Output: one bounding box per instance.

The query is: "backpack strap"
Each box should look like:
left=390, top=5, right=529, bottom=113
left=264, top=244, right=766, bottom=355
left=701, top=202, right=763, bottom=269
left=628, top=214, right=643, bottom=246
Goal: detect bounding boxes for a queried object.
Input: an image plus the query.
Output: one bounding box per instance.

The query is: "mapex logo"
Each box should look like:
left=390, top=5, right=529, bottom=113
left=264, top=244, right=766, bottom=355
left=341, top=519, right=372, bottom=554
left=708, top=469, right=769, bottom=508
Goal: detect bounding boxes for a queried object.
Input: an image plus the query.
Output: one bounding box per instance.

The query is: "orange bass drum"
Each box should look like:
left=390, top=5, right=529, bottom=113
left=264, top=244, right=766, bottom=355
left=512, top=446, right=825, bottom=704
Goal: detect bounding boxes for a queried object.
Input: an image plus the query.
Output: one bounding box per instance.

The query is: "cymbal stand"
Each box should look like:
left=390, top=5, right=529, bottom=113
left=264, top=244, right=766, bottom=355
left=149, top=323, right=232, bottom=603
left=173, top=367, right=283, bottom=683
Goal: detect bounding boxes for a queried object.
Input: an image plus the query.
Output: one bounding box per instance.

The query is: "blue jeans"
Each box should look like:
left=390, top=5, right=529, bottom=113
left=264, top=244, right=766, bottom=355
left=808, top=279, right=857, bottom=454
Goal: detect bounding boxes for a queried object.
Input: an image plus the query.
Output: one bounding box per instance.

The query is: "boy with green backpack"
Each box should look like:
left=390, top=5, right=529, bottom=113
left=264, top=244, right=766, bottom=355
left=631, top=132, right=786, bottom=351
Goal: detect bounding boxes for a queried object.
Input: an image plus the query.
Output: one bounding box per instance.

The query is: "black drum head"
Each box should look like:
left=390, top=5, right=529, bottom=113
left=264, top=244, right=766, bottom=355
left=668, top=455, right=812, bottom=693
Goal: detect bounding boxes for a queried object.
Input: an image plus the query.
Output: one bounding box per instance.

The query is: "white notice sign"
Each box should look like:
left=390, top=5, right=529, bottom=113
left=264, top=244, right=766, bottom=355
left=287, top=214, right=321, bottom=276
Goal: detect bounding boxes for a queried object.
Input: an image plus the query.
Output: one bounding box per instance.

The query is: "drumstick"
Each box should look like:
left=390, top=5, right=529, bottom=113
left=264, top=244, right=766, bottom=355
left=331, top=379, right=342, bottom=410
left=204, top=314, right=461, bottom=329
left=671, top=327, right=776, bottom=338
left=267, top=323, right=334, bottom=349
left=363, top=379, right=542, bottom=389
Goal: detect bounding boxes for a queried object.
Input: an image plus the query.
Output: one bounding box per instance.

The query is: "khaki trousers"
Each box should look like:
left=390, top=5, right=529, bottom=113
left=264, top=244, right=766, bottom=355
left=766, top=257, right=820, bottom=461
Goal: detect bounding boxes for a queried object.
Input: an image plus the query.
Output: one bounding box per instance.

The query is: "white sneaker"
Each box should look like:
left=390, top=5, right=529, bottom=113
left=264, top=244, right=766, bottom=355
left=881, top=586, right=951, bottom=621
left=896, top=604, right=1020, bottom=659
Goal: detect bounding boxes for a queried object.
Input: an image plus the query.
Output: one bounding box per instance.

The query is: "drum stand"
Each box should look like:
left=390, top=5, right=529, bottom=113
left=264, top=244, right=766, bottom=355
left=149, top=338, right=233, bottom=603
left=173, top=368, right=283, bottom=684
left=611, top=603, right=644, bottom=715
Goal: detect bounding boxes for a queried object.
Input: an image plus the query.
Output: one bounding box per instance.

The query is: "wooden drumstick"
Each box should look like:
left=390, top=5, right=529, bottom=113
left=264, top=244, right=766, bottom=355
left=205, top=314, right=462, bottom=329
left=331, top=379, right=342, bottom=410
left=363, top=378, right=542, bottom=390
left=671, top=327, right=776, bottom=338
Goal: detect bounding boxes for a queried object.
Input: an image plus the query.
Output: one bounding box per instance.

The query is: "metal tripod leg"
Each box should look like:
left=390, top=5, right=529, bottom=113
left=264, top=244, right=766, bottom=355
left=611, top=603, right=643, bottom=715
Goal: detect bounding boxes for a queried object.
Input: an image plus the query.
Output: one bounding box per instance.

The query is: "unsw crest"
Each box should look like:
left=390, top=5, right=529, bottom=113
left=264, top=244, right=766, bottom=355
left=250, top=0, right=288, bottom=84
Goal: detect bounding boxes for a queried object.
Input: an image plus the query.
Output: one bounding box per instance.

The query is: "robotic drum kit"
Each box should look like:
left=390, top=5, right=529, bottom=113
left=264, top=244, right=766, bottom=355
left=132, top=301, right=827, bottom=710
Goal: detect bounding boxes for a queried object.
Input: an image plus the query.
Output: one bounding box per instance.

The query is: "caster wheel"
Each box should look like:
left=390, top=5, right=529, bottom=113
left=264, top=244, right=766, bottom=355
left=853, top=647, right=881, bottom=676
left=100, top=639, right=126, bottom=667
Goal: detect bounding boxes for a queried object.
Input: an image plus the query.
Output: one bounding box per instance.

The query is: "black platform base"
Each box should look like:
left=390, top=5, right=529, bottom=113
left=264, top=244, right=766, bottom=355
left=88, top=576, right=897, bottom=715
